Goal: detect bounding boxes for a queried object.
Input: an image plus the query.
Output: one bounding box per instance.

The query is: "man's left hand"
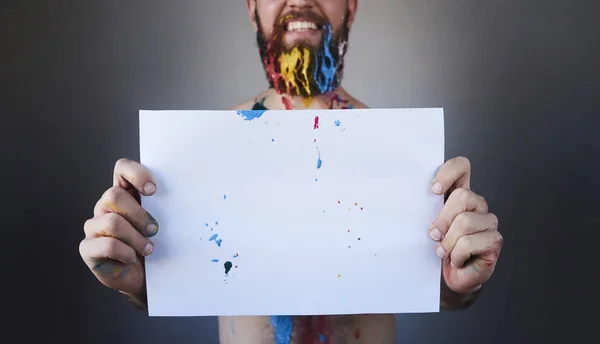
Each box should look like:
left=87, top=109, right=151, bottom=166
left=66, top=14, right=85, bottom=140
left=429, top=157, right=503, bottom=296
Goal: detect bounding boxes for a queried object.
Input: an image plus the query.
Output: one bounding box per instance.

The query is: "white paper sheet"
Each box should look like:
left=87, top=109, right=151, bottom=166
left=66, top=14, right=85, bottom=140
left=139, top=108, right=444, bottom=317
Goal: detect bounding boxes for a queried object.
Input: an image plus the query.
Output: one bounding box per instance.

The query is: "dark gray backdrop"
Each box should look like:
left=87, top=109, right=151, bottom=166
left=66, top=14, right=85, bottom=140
left=1, top=0, right=599, bottom=343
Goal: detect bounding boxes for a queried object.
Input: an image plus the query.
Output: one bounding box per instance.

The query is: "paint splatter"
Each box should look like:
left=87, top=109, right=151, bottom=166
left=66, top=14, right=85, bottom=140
left=282, top=97, right=293, bottom=110
left=316, top=147, right=322, bottom=169
left=237, top=110, right=266, bottom=121
left=358, top=238, right=361, bottom=241
left=354, top=328, right=361, bottom=339
left=337, top=274, right=341, bottom=278
left=212, top=259, right=219, bottom=263
left=210, top=227, right=214, bottom=231
left=334, top=119, right=341, bottom=127
left=315, top=178, right=318, bottom=182
left=233, top=253, right=239, bottom=258
left=216, top=239, right=223, bottom=247
left=314, top=116, right=320, bottom=129
left=354, top=202, right=358, bottom=206
left=216, top=221, right=219, bottom=225
left=93, top=261, right=130, bottom=278
left=271, top=316, right=293, bottom=344
left=209, top=234, right=218, bottom=241
left=320, top=333, right=326, bottom=342
left=205, top=223, right=209, bottom=227
left=223, top=194, right=227, bottom=200
left=224, top=261, right=233, bottom=274
left=338, top=200, right=341, bottom=204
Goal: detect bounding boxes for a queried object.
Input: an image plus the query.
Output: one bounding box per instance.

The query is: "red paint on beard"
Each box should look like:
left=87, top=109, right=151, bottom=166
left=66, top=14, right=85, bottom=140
left=354, top=328, right=361, bottom=339
left=282, top=97, right=294, bottom=110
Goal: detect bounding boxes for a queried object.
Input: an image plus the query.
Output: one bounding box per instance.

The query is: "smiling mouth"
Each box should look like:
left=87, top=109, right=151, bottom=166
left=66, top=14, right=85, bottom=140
left=285, top=20, right=321, bottom=32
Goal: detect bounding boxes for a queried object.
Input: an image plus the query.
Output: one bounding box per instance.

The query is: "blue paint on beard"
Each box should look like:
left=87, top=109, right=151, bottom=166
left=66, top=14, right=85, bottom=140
left=271, top=316, right=293, bottom=344
left=314, top=25, right=338, bottom=94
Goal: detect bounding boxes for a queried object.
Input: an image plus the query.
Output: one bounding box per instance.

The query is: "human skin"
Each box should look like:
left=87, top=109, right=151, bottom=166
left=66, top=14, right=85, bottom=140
left=78, top=0, right=503, bottom=343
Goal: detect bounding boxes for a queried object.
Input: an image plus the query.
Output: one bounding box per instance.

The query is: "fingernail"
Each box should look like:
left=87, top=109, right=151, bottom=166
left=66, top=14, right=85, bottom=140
left=432, top=182, right=443, bottom=194
left=429, top=228, right=442, bottom=241
left=144, top=242, right=154, bottom=256
left=131, top=256, right=138, bottom=264
left=146, top=223, right=158, bottom=237
left=436, top=246, right=446, bottom=258
left=144, top=182, right=156, bottom=194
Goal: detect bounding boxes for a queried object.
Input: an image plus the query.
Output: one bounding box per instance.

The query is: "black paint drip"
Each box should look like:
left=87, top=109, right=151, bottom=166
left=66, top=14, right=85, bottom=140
left=224, top=261, right=233, bottom=274
left=252, top=97, right=268, bottom=111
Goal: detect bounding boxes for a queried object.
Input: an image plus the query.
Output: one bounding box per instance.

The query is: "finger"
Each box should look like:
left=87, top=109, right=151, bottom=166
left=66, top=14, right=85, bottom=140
left=93, top=186, right=159, bottom=237
left=84, top=213, right=155, bottom=257
left=428, top=188, right=487, bottom=241
left=449, top=230, right=504, bottom=268
left=437, top=212, right=499, bottom=259
left=113, top=158, right=157, bottom=196
left=79, top=237, right=137, bottom=266
left=431, top=156, right=471, bottom=195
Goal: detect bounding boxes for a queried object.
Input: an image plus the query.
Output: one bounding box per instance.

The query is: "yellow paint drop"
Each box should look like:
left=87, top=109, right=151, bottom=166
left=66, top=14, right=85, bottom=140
left=302, top=97, right=314, bottom=108
left=337, top=274, right=342, bottom=278
left=354, top=202, right=358, bottom=206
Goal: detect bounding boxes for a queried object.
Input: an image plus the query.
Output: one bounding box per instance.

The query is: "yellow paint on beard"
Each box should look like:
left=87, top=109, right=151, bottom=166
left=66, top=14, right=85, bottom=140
left=279, top=47, right=312, bottom=96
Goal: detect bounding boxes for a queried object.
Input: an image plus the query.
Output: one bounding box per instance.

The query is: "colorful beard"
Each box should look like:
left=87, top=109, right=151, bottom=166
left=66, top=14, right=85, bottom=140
left=256, top=11, right=349, bottom=98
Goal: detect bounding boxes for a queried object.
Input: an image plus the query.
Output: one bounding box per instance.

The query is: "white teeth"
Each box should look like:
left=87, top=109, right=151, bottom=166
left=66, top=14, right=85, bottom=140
left=286, top=21, right=318, bottom=32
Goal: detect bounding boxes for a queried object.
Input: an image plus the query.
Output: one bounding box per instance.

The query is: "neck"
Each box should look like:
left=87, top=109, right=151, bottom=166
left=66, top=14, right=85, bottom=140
left=262, top=86, right=355, bottom=111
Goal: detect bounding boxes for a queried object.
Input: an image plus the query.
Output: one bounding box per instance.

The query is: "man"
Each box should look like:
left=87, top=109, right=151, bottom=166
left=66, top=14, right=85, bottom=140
left=79, top=0, right=503, bottom=343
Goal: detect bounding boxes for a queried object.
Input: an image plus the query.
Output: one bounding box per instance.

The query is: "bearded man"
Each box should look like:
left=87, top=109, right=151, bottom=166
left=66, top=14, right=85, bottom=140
left=79, top=1, right=504, bottom=343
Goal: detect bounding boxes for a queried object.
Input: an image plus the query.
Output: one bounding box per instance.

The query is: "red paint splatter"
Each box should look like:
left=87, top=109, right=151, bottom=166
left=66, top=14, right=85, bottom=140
left=299, top=316, right=329, bottom=344
left=235, top=265, right=238, bottom=268
left=337, top=200, right=340, bottom=204
left=314, top=116, right=320, bottom=129
left=282, top=97, right=293, bottom=110
left=354, top=328, right=361, bottom=339
left=328, top=93, right=352, bottom=109
left=360, top=207, right=364, bottom=211
left=348, top=230, right=350, bottom=232
left=314, top=138, right=317, bottom=143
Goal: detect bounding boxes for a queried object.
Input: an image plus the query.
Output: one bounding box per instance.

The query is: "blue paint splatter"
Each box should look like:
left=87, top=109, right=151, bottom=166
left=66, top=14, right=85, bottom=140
left=237, top=110, right=266, bottom=121
left=271, top=316, right=293, bottom=344
left=209, top=234, right=218, bottom=241
left=334, top=119, right=341, bottom=126
left=317, top=157, right=322, bottom=169
left=216, top=221, right=219, bottom=225
left=233, top=254, right=238, bottom=258
left=315, top=178, right=318, bottom=182
left=210, top=227, right=214, bottom=231
left=348, top=104, right=354, bottom=109
left=205, top=223, right=209, bottom=227
left=216, top=239, right=223, bottom=247
left=224, top=194, right=227, bottom=200
left=271, top=138, right=275, bottom=142
left=314, top=25, right=337, bottom=93
left=211, top=259, right=219, bottom=263
left=320, top=333, right=326, bottom=342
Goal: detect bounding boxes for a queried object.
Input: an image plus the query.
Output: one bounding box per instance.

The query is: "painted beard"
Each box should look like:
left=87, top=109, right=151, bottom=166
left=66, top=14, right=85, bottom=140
left=256, top=9, right=349, bottom=98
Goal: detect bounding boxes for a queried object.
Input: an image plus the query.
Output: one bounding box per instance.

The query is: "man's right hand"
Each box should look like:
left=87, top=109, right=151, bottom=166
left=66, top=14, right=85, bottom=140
left=79, top=158, right=159, bottom=300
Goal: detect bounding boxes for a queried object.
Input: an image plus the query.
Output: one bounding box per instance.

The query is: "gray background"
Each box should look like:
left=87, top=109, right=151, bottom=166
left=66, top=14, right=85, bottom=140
left=1, top=0, right=599, bottom=343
